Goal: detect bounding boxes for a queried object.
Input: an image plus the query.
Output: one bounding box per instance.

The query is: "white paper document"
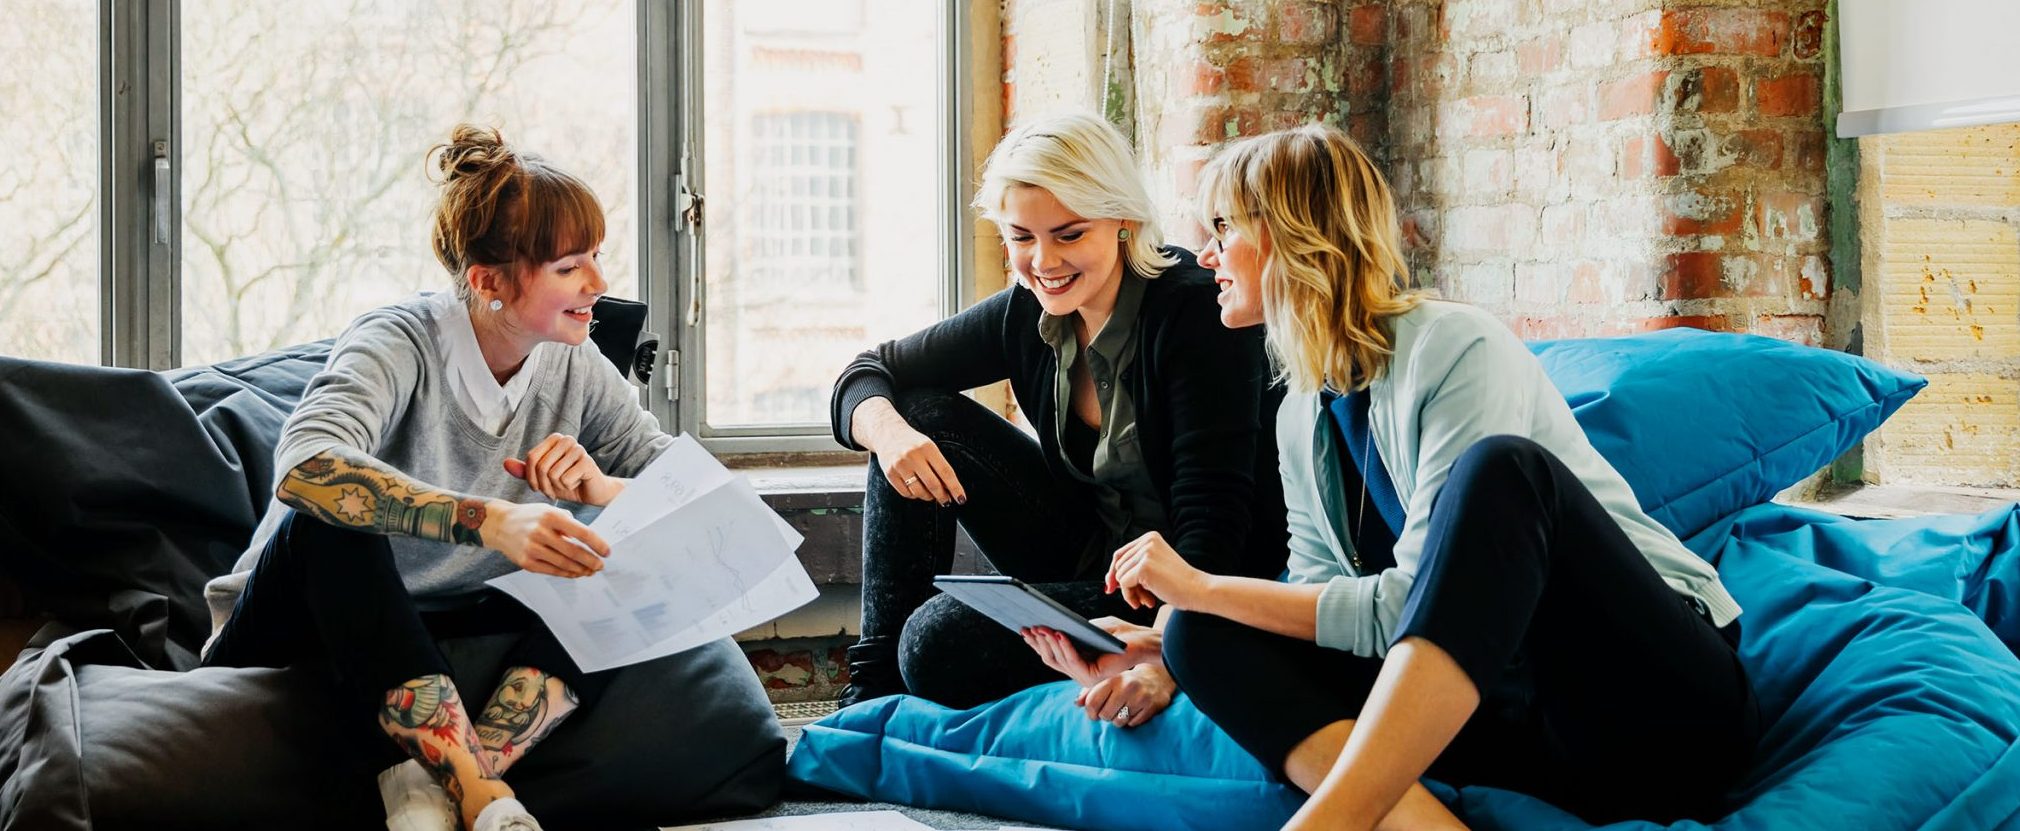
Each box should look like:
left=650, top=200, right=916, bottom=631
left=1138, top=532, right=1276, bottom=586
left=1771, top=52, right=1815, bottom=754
left=488, top=435, right=817, bottom=672
left=661, top=811, right=937, bottom=830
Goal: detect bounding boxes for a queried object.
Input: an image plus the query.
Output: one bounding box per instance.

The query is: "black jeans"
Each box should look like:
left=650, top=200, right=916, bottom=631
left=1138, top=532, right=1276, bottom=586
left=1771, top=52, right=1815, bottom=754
left=859, top=389, right=1155, bottom=708
left=204, top=510, right=612, bottom=733
left=1165, top=436, right=1761, bottom=825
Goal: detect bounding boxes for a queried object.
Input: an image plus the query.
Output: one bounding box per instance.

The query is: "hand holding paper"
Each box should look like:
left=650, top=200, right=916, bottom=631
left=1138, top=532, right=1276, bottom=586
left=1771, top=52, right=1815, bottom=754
left=488, top=435, right=816, bottom=672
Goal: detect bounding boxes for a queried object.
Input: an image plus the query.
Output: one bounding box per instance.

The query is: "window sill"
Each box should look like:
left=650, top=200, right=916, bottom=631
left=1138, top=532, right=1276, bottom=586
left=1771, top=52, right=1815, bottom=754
left=738, top=460, right=867, bottom=510
left=1777, top=481, right=2020, bottom=520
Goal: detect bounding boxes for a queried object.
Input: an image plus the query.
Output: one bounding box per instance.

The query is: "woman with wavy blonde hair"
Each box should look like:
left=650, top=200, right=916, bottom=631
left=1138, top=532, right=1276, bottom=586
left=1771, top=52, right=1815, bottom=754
left=1081, top=124, right=1761, bottom=829
left=830, top=113, right=1289, bottom=725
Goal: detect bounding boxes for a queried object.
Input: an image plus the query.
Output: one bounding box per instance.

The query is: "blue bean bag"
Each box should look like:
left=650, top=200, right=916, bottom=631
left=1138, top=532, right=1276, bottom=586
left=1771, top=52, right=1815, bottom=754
left=1684, top=502, right=2020, bottom=654
left=789, top=503, right=2020, bottom=830
left=788, top=331, right=2020, bottom=830
left=1529, top=329, right=1925, bottom=540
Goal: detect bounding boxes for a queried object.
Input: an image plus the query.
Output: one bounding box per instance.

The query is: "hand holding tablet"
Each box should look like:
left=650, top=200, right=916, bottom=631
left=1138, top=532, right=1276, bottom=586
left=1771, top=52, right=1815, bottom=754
left=931, top=575, right=1128, bottom=654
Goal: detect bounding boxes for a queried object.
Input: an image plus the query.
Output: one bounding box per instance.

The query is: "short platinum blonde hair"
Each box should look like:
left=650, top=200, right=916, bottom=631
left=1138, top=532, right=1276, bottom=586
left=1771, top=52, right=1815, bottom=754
left=973, top=112, right=1176, bottom=278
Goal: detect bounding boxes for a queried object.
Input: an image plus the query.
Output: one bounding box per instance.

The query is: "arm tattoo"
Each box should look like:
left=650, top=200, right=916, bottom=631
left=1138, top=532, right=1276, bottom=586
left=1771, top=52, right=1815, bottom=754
left=278, top=447, right=488, bottom=546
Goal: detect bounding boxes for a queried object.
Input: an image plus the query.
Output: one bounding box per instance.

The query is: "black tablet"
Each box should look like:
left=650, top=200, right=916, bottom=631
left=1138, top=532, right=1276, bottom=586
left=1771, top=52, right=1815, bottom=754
left=932, top=575, right=1127, bottom=654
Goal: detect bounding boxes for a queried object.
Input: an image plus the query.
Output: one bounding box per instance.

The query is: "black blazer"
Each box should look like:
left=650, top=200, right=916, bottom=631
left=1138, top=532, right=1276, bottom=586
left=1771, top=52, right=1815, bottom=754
left=830, top=247, right=1289, bottom=580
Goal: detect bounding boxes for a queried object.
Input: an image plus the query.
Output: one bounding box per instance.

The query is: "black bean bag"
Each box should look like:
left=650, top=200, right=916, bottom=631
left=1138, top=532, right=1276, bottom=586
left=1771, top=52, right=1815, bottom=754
left=0, top=299, right=783, bottom=828
left=0, top=343, right=324, bottom=671
left=0, top=624, right=783, bottom=831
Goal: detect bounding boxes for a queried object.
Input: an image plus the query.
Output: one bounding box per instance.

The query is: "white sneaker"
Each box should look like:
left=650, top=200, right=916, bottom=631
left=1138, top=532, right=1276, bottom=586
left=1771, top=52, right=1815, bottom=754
left=473, top=797, right=544, bottom=831
left=377, top=759, right=456, bottom=831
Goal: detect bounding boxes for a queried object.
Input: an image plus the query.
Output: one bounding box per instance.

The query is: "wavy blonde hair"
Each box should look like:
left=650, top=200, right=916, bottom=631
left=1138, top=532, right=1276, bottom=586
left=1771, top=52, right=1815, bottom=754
left=1198, top=124, right=1424, bottom=394
left=974, top=112, right=1176, bottom=278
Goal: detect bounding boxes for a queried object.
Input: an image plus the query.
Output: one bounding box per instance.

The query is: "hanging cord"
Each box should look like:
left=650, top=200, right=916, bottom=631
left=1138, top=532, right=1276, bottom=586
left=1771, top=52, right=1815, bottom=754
left=1101, top=0, right=1120, bottom=119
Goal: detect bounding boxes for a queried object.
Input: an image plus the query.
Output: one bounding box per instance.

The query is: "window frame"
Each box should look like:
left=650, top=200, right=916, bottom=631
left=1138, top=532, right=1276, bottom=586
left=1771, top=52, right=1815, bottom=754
left=104, top=0, right=180, bottom=370
left=85, top=0, right=971, bottom=459
left=665, top=0, right=973, bottom=455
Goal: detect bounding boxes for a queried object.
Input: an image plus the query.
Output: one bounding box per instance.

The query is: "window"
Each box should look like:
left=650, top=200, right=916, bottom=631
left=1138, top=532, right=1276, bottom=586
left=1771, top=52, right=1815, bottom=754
left=748, top=112, right=860, bottom=293
left=177, top=0, right=639, bottom=365
left=696, top=0, right=957, bottom=438
left=4, top=0, right=968, bottom=455
left=752, top=386, right=830, bottom=419
left=0, top=2, right=99, bottom=364
left=738, top=0, right=866, bottom=36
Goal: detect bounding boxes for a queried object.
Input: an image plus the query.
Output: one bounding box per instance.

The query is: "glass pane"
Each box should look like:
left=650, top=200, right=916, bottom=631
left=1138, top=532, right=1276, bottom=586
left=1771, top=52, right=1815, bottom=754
left=179, top=0, right=638, bottom=366
left=0, top=2, right=100, bottom=364
left=703, top=0, right=941, bottom=429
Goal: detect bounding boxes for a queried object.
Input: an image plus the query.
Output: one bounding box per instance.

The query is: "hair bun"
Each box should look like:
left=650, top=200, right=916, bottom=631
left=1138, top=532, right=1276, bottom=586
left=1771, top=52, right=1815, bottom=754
left=431, top=124, right=516, bottom=184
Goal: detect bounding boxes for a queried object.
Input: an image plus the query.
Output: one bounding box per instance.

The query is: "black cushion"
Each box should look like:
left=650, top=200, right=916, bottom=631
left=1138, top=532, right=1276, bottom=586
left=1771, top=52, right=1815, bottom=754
left=1, top=625, right=783, bottom=831
left=590, top=296, right=652, bottom=382
left=0, top=347, right=324, bottom=670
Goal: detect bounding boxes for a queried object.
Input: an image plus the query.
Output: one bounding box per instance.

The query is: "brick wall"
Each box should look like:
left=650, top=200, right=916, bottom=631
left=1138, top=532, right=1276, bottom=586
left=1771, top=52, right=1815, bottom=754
left=1131, top=1, right=1379, bottom=249
left=996, top=1, right=2020, bottom=489
left=1383, top=0, right=1834, bottom=342
left=1003, top=0, right=1841, bottom=345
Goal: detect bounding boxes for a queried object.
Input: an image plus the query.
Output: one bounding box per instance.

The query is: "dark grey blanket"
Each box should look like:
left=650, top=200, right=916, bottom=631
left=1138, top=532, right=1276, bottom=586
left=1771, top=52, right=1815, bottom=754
left=0, top=342, right=329, bottom=671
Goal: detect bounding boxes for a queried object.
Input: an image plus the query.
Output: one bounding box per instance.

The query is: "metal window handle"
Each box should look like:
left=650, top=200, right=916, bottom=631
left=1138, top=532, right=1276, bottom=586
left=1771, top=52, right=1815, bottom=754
left=674, top=180, right=707, bottom=327
left=683, top=189, right=704, bottom=327
left=675, top=185, right=704, bottom=226
left=672, top=136, right=708, bottom=330
left=151, top=140, right=170, bottom=244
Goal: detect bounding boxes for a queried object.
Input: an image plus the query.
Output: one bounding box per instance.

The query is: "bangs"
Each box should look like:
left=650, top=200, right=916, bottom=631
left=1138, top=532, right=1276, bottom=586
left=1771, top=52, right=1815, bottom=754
left=1196, top=138, right=1263, bottom=231
left=1194, top=154, right=1241, bottom=229
left=512, top=162, right=606, bottom=264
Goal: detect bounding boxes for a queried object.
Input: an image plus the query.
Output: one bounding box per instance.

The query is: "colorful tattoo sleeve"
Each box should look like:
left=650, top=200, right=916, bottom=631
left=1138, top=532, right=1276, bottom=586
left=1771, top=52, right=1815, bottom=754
left=278, top=447, right=488, bottom=547
left=378, top=674, right=499, bottom=805
left=473, top=667, right=581, bottom=773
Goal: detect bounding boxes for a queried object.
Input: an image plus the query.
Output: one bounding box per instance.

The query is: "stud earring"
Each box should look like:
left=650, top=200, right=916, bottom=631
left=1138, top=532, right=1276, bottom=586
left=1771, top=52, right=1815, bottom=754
left=1118, top=228, right=1131, bottom=241
left=488, top=298, right=504, bottom=312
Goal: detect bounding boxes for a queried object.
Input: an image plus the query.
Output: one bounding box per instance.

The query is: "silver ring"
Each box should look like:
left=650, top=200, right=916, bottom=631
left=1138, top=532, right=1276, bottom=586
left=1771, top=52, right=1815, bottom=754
left=1114, top=705, right=1132, bottom=723
left=902, top=475, right=920, bottom=486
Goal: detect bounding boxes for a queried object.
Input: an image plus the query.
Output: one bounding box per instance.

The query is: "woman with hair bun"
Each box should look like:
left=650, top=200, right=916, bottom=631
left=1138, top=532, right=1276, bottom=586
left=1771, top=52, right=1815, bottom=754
left=829, top=112, right=1289, bottom=726
left=199, top=125, right=774, bottom=831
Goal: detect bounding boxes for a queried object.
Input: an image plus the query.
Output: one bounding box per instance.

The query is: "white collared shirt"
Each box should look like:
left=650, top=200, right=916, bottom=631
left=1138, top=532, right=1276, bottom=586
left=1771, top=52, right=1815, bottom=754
left=425, top=291, right=532, bottom=435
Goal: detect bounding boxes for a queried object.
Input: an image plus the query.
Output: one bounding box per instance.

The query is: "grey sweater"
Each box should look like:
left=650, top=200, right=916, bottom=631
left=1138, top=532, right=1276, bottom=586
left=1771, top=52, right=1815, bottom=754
left=203, top=296, right=673, bottom=637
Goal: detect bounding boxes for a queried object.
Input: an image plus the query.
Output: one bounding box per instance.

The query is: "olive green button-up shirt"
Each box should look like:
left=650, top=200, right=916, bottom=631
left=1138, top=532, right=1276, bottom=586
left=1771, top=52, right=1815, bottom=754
left=1037, top=272, right=1169, bottom=573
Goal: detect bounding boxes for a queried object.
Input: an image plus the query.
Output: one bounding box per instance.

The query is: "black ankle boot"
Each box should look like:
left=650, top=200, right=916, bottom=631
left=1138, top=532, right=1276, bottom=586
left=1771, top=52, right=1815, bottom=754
left=836, top=639, right=904, bottom=707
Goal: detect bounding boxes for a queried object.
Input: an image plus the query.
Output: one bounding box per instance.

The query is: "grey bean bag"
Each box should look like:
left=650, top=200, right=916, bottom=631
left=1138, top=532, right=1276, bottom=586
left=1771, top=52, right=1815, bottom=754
left=0, top=301, right=783, bottom=828
left=0, top=623, right=783, bottom=830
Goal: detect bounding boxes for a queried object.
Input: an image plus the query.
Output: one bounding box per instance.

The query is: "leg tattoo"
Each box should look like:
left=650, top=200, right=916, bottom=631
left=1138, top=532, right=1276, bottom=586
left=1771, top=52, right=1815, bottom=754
left=379, top=674, right=513, bottom=827
left=473, top=666, right=582, bottom=776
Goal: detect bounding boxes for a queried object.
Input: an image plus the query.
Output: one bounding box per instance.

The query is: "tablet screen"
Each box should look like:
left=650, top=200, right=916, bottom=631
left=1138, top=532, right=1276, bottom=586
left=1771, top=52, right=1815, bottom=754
left=932, top=575, right=1127, bottom=654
